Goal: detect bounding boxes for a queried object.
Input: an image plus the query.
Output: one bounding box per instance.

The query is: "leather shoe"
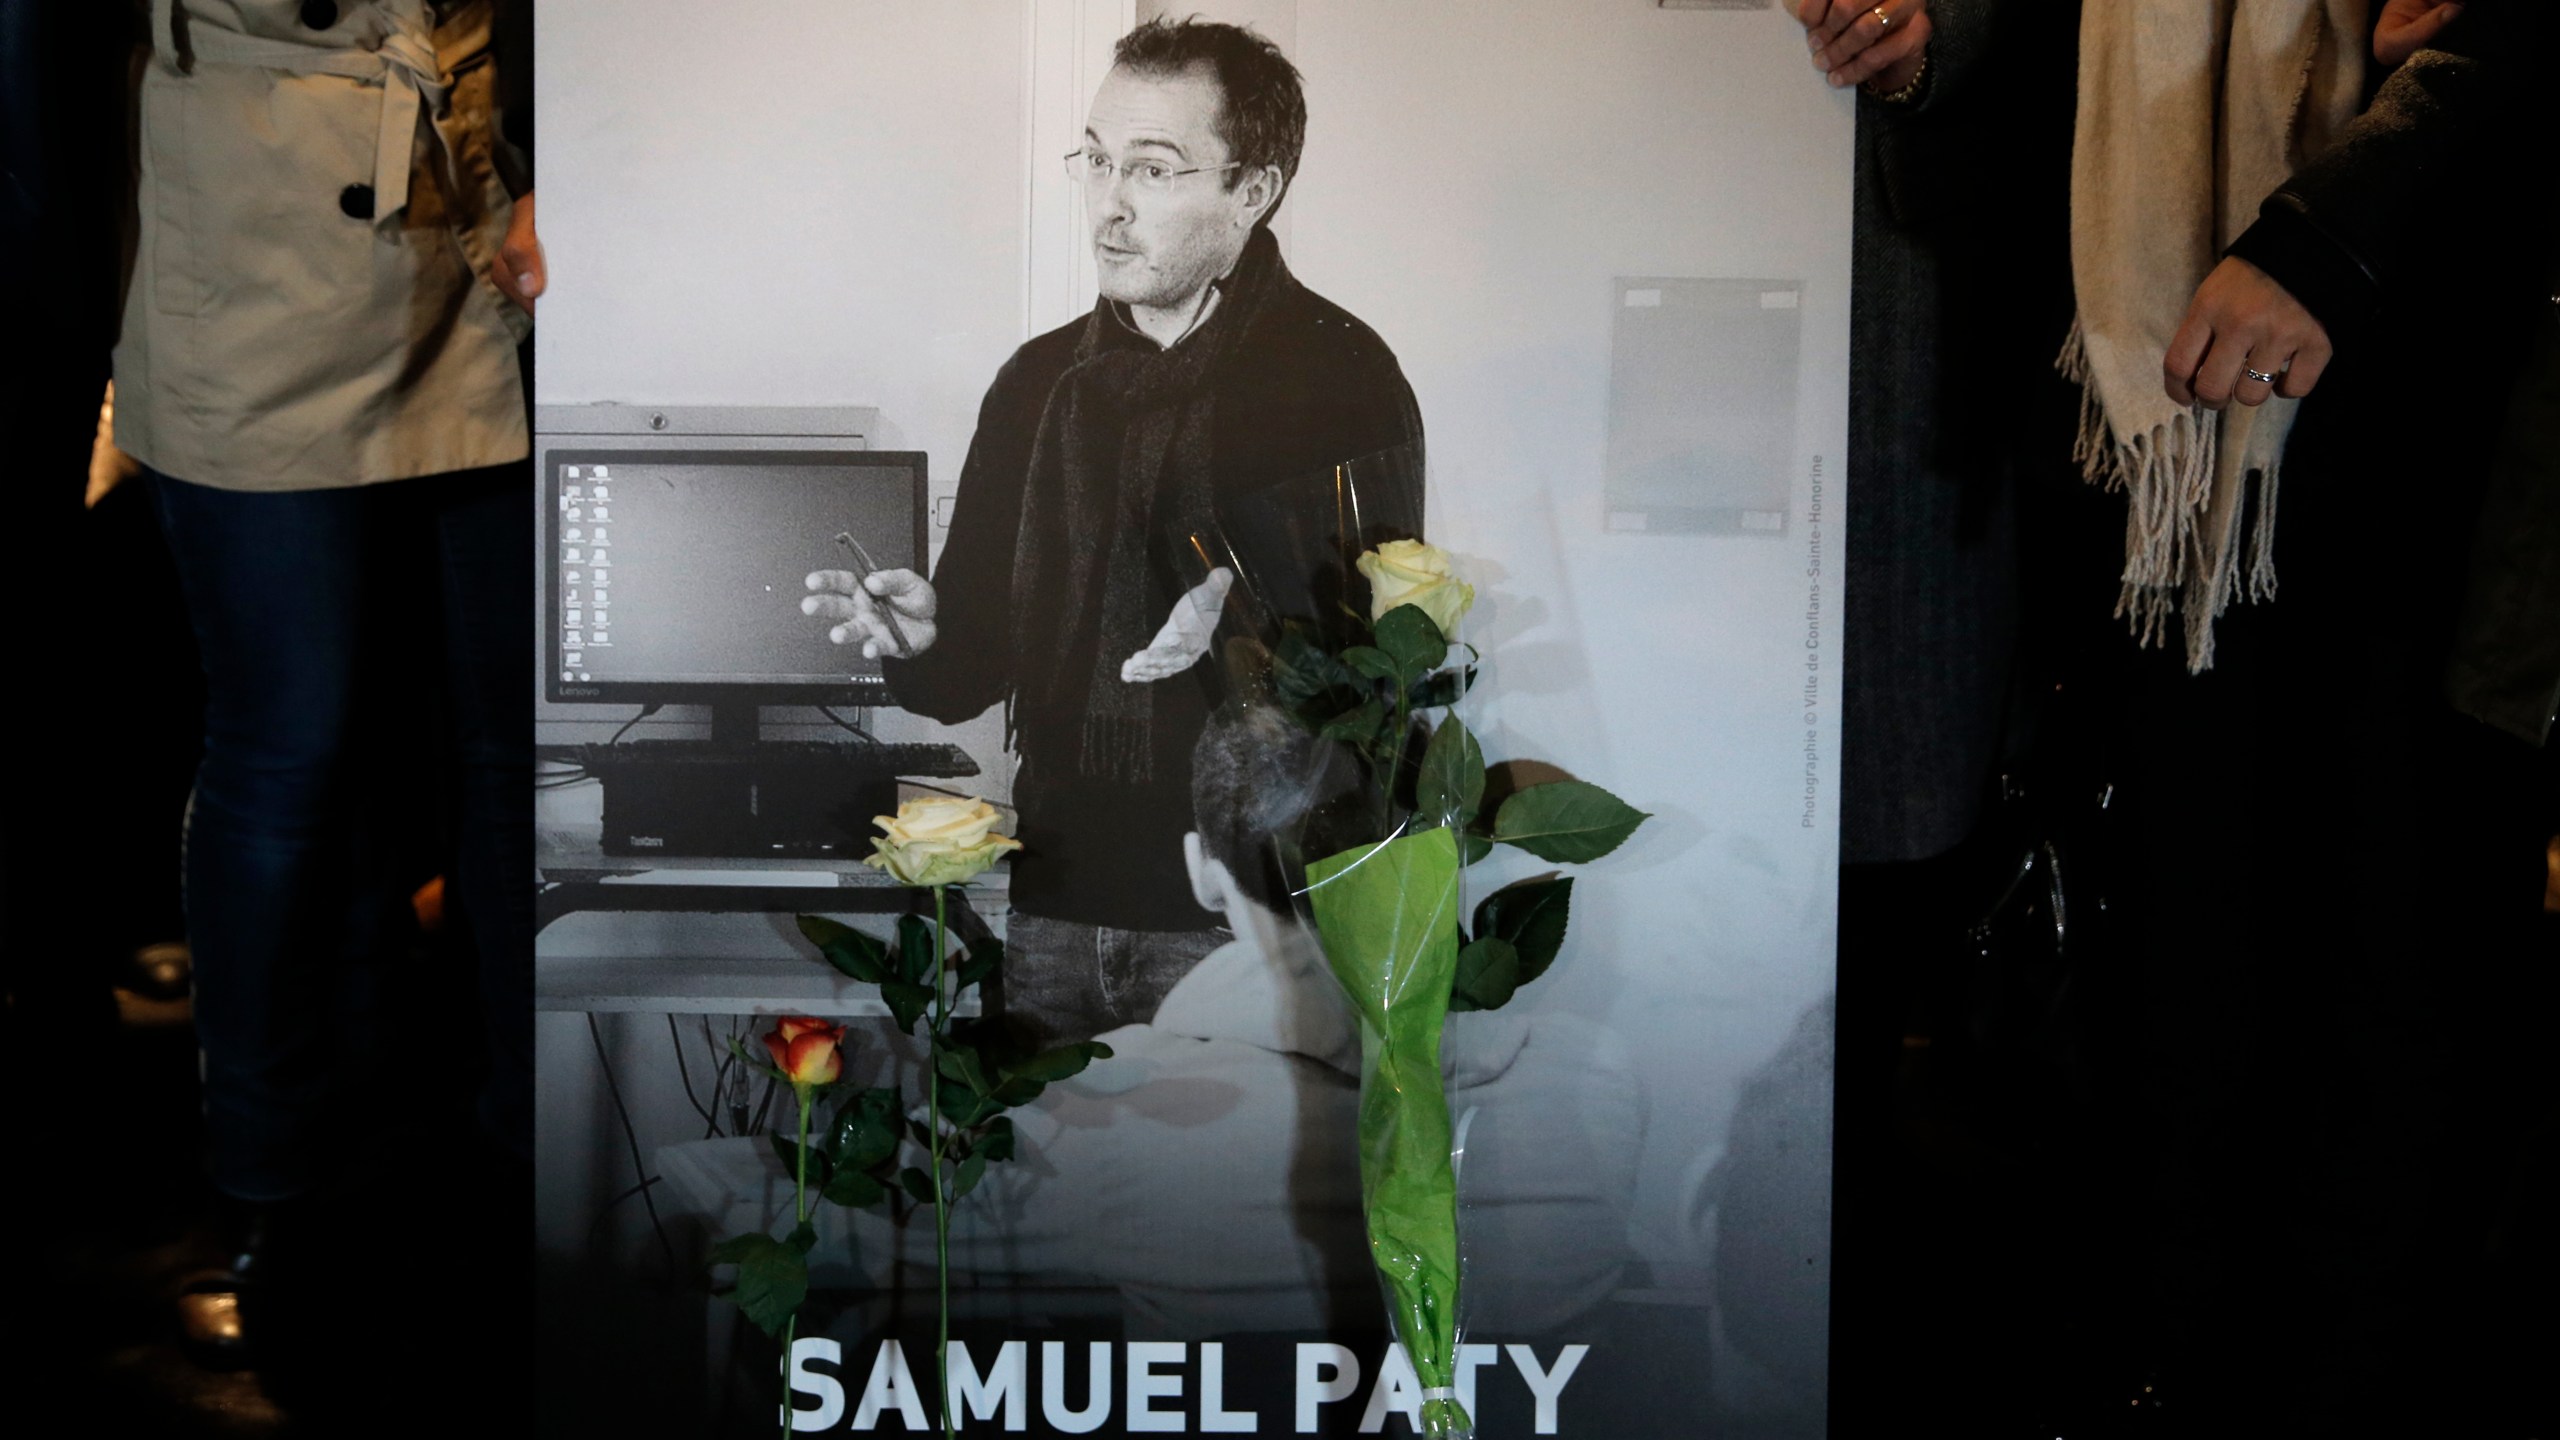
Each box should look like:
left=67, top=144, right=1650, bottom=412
left=174, top=1196, right=311, bottom=1370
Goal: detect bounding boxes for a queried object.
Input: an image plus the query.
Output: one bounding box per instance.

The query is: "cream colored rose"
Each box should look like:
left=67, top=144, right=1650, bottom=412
left=865, top=795, right=1022, bottom=887
left=1357, top=539, right=1475, bottom=638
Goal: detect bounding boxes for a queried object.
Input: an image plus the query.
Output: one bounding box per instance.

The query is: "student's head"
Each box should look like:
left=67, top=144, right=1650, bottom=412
left=1186, top=703, right=1359, bottom=918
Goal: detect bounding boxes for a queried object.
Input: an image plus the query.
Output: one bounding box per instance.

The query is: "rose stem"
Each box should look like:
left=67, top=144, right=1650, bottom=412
left=784, top=1083, right=810, bottom=1440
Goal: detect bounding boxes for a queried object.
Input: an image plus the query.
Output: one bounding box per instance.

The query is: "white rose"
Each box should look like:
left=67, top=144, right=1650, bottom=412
left=865, top=796, right=1021, bottom=887
left=1357, top=539, right=1476, bottom=638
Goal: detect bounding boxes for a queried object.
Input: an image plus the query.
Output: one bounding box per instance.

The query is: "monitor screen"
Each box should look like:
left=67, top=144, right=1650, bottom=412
left=546, top=448, right=927, bottom=706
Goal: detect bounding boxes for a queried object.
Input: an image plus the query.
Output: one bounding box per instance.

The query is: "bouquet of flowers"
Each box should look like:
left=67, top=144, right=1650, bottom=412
left=1196, top=472, right=1647, bottom=1439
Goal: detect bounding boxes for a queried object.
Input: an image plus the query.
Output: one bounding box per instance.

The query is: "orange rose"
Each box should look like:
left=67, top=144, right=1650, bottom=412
left=762, top=1016, right=846, bottom=1087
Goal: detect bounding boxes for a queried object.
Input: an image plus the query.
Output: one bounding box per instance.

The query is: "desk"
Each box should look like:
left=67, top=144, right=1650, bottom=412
left=537, top=784, right=1008, bottom=1015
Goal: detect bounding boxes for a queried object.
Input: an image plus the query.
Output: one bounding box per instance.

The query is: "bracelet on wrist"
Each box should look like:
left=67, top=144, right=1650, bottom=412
left=1864, top=49, right=1929, bottom=105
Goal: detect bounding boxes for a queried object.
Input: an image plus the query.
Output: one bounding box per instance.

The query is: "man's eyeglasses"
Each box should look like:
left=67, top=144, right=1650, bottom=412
left=1062, top=149, right=1242, bottom=192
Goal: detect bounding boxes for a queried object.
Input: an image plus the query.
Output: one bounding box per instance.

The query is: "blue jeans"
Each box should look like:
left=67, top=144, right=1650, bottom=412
left=155, top=464, right=532, bottom=1201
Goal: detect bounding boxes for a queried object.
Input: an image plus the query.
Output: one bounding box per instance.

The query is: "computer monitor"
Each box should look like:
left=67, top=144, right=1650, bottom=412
left=545, top=448, right=927, bottom=715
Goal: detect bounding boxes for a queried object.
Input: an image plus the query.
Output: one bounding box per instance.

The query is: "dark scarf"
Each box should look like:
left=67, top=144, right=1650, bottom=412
left=1009, top=227, right=1296, bottom=783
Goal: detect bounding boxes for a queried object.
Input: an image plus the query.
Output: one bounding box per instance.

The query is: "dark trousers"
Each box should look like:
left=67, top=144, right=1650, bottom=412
left=999, top=912, right=1225, bottom=1047
left=154, top=462, right=533, bottom=1201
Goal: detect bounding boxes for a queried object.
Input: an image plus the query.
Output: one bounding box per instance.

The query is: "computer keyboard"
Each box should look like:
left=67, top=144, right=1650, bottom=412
left=549, top=738, right=980, bottom=779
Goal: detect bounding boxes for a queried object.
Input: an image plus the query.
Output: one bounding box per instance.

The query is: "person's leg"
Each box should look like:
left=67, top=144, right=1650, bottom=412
left=999, top=912, right=1112, bottom=1046
left=153, top=473, right=372, bottom=1203
left=1096, top=923, right=1225, bottom=1031
left=426, top=459, right=535, bottom=1163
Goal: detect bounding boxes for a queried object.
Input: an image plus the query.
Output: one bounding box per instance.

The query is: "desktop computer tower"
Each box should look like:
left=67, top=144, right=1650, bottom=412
left=593, top=746, right=899, bottom=859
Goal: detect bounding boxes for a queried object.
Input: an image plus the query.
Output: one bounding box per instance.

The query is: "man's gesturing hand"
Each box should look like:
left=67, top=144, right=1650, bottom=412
left=803, top=567, right=938, bottom=660
left=1798, top=0, right=1930, bottom=92
left=2162, top=256, right=2333, bottom=410
left=1120, top=568, right=1233, bottom=685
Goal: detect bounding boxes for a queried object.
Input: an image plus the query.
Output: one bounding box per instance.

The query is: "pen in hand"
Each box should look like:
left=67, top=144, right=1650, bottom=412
left=833, top=531, right=913, bottom=657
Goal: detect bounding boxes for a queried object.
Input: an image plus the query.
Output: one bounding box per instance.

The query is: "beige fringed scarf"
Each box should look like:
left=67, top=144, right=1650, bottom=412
left=2059, top=0, right=2368, bottom=670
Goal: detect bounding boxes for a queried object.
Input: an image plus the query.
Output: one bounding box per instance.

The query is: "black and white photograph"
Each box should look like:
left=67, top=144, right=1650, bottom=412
left=531, top=2, right=1846, bottom=1435
left=7, top=1, right=2553, bottom=1437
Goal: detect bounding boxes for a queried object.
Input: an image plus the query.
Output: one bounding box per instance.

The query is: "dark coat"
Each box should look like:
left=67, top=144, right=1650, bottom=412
left=2448, top=259, right=2560, bottom=747
left=887, top=238, right=1423, bottom=929
left=2223, top=0, right=2556, bottom=748
left=1840, top=0, right=2085, bottom=865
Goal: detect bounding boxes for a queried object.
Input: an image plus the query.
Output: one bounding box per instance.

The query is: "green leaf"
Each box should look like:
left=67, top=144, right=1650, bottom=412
left=906, top=1118, right=936, bottom=1150
left=951, top=1152, right=988, bottom=1201
left=1474, top=876, right=1574, bottom=989
left=1319, top=699, right=1386, bottom=746
left=770, top=1134, right=832, bottom=1188
left=934, top=1041, right=993, bottom=1096
left=1374, top=604, right=1449, bottom=684
left=1273, top=626, right=1359, bottom=712
left=1340, top=646, right=1402, bottom=684
left=1491, top=781, right=1651, bottom=864
left=828, top=1089, right=903, bottom=1172
left=785, top=1222, right=817, bottom=1255
left=938, top=1085, right=998, bottom=1130
left=1459, top=827, right=1494, bottom=865
left=797, top=914, right=892, bottom=984
left=879, top=979, right=934, bottom=1034
left=1004, top=1041, right=1111, bottom=1087
left=706, top=1232, right=807, bottom=1338
left=899, top=1167, right=938, bottom=1205
left=822, top=1167, right=887, bottom=1209
left=1450, top=936, right=1521, bottom=1011
left=988, top=1076, right=1047, bottom=1109
left=896, top=915, right=939, bottom=985
left=957, top=935, right=1004, bottom=991
left=1407, top=666, right=1477, bottom=710
left=975, top=1116, right=1017, bottom=1163
left=1415, top=715, right=1486, bottom=830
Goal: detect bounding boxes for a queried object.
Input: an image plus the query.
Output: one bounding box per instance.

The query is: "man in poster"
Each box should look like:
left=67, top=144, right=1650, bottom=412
left=802, top=18, right=1423, bottom=1045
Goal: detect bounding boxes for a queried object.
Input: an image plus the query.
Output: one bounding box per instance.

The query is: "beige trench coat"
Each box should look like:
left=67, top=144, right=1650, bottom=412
left=113, top=0, right=530, bottom=492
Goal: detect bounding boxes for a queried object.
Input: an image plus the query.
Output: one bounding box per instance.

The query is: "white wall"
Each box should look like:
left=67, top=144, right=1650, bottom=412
left=542, top=1, right=1028, bottom=432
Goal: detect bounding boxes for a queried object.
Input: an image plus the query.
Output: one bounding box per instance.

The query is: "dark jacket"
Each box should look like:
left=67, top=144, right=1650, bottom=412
left=2224, top=0, right=2557, bottom=747
left=1840, top=0, right=2085, bottom=865
left=887, top=236, right=1423, bottom=928
left=2446, top=257, right=2560, bottom=747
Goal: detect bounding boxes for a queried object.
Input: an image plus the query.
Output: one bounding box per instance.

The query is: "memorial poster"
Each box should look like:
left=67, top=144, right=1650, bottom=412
left=533, top=5, right=1848, bottom=1435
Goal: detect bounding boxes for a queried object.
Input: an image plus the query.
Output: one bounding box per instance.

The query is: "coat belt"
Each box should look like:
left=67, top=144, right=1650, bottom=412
left=179, top=16, right=451, bottom=234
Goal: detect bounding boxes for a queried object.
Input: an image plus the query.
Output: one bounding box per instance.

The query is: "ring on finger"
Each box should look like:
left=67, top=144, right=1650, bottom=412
left=1870, top=4, right=1892, bottom=28
left=2243, top=364, right=2279, bottom=385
